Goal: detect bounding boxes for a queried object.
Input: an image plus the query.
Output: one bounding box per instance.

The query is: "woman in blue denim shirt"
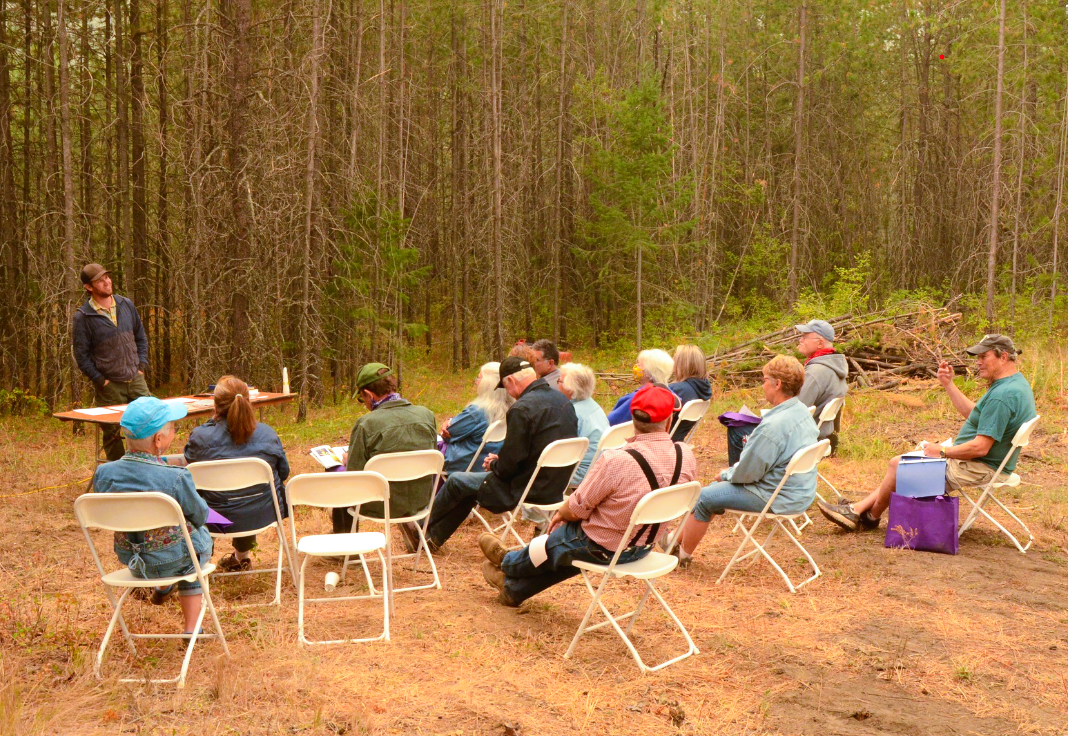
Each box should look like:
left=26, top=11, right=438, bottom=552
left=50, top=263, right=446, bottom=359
left=183, top=375, right=289, bottom=572
left=92, top=397, right=213, bottom=634
left=672, top=355, right=818, bottom=566
left=441, top=362, right=512, bottom=473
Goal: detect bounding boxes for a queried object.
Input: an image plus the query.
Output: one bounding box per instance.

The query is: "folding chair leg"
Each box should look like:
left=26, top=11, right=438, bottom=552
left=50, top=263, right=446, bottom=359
left=817, top=471, right=839, bottom=501
left=469, top=508, right=495, bottom=533
left=96, top=588, right=137, bottom=678
left=959, top=489, right=1033, bottom=553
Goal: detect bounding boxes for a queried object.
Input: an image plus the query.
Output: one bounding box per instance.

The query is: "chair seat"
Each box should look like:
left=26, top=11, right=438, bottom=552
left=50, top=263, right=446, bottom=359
left=573, top=551, right=678, bottom=579
left=298, top=532, right=386, bottom=557
left=992, top=473, right=1021, bottom=488
left=102, top=562, right=218, bottom=587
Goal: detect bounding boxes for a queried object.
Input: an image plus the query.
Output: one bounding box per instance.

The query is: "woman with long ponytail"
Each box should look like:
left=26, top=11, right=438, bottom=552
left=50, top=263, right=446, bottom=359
left=183, top=375, right=290, bottom=571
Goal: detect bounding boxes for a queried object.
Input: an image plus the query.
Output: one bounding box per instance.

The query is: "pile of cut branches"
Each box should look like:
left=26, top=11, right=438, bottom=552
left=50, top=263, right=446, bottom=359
left=708, top=303, right=968, bottom=391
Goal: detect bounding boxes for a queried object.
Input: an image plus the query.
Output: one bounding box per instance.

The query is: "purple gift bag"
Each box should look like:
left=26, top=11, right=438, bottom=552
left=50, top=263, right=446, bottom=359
left=884, top=494, right=959, bottom=555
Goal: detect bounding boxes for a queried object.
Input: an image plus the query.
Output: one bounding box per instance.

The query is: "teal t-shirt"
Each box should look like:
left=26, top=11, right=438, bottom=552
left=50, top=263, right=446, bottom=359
left=953, top=371, right=1036, bottom=473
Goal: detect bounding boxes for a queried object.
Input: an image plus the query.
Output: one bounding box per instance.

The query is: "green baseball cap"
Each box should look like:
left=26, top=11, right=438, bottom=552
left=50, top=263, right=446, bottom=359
left=356, top=363, right=392, bottom=390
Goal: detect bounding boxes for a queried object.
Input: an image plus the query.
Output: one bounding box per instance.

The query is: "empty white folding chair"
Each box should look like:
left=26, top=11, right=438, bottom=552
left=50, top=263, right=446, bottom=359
left=287, top=472, right=392, bottom=645
left=957, top=415, right=1040, bottom=553
left=564, top=481, right=703, bottom=673
left=345, top=449, right=444, bottom=593
left=673, top=399, right=711, bottom=444
left=186, top=457, right=293, bottom=606
left=718, top=439, right=830, bottom=593
left=496, top=437, right=589, bottom=547
left=467, top=420, right=508, bottom=533
left=74, top=492, right=230, bottom=688
left=590, top=421, right=636, bottom=466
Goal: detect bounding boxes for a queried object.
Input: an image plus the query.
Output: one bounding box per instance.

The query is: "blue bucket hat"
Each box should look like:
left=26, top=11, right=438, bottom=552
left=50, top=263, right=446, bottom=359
left=120, top=397, right=188, bottom=439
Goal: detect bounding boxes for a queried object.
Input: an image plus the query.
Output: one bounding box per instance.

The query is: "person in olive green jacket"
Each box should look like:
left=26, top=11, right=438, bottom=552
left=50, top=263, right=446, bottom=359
left=337, top=363, right=437, bottom=545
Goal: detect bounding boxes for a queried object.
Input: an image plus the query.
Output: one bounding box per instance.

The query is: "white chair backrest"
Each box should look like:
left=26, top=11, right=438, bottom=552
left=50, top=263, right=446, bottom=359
left=629, top=481, right=702, bottom=527
left=187, top=457, right=274, bottom=491
left=364, top=449, right=445, bottom=483
left=536, top=437, right=590, bottom=469
left=75, top=492, right=185, bottom=533
left=482, top=419, right=507, bottom=444
left=594, top=422, right=635, bottom=459
left=817, top=397, right=845, bottom=430
left=677, top=399, right=710, bottom=423
left=807, top=405, right=817, bottom=417
left=783, top=439, right=831, bottom=478
left=1011, top=415, right=1040, bottom=449
left=285, top=471, right=390, bottom=510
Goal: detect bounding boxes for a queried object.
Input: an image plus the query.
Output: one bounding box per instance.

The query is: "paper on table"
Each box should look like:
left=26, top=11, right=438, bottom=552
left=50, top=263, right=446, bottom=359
left=107, top=404, right=128, bottom=411
left=528, top=534, right=550, bottom=567
left=78, top=407, right=119, bottom=416
left=164, top=397, right=197, bottom=404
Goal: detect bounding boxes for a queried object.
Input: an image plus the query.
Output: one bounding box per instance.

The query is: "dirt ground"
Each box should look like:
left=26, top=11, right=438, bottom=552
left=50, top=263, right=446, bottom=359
left=2, top=387, right=1067, bottom=736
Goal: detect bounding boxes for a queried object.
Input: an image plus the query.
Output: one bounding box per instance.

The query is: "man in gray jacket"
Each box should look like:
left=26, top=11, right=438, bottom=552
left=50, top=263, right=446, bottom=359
left=726, top=319, right=848, bottom=463
left=795, top=319, right=849, bottom=451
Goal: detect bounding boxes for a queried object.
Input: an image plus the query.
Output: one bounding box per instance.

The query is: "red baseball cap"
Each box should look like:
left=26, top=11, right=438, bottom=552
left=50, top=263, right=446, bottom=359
left=630, top=384, right=675, bottom=423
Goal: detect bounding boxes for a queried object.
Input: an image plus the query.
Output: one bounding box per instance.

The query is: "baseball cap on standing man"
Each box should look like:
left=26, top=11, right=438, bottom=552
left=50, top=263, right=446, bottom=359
left=794, top=319, right=835, bottom=342
left=80, top=263, right=109, bottom=285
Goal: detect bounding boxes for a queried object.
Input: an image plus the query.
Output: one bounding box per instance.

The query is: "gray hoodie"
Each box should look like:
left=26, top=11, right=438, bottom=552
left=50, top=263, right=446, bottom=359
left=798, top=353, right=849, bottom=439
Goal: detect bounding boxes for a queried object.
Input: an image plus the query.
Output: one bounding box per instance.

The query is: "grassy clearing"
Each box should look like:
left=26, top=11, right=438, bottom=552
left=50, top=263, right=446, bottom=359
left=1, top=349, right=1067, bottom=735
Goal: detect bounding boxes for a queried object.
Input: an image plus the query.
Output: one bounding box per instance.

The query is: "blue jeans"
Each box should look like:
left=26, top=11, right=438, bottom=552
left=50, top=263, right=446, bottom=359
left=727, top=424, right=757, bottom=466
left=130, top=550, right=213, bottom=596
left=693, top=481, right=769, bottom=522
left=426, top=471, right=490, bottom=547
left=500, top=521, right=651, bottom=604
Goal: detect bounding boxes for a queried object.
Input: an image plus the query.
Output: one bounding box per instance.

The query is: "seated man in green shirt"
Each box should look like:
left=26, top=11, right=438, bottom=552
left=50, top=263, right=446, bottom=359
left=336, top=363, right=437, bottom=550
left=819, top=334, right=1037, bottom=532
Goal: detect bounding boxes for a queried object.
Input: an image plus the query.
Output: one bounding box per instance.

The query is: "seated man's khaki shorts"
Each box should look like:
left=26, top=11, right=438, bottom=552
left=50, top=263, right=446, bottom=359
left=944, top=458, right=1004, bottom=490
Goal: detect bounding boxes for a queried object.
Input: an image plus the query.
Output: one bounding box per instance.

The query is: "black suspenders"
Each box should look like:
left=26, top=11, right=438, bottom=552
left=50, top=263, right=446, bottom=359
left=621, top=443, right=683, bottom=548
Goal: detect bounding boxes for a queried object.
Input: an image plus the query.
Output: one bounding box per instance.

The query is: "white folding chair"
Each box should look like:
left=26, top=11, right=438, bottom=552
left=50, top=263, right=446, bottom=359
left=957, top=415, right=1040, bottom=554
left=186, top=457, right=294, bottom=606
left=718, top=440, right=829, bottom=593
left=564, top=481, right=702, bottom=673
left=785, top=396, right=847, bottom=534
left=287, top=472, right=392, bottom=645
left=466, top=420, right=508, bottom=533
left=345, top=449, right=444, bottom=593
left=590, top=421, right=635, bottom=466
left=673, top=399, right=711, bottom=444
left=496, top=437, right=589, bottom=547
left=74, top=492, right=230, bottom=688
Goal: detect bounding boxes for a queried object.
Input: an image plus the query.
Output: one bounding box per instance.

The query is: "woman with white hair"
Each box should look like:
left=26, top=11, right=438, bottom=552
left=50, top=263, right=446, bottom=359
left=441, top=362, right=514, bottom=473
left=556, top=363, right=609, bottom=484
left=606, top=348, right=676, bottom=425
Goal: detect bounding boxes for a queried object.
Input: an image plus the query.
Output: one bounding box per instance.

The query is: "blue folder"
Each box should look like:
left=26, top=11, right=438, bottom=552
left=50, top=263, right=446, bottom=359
left=896, top=455, right=947, bottom=498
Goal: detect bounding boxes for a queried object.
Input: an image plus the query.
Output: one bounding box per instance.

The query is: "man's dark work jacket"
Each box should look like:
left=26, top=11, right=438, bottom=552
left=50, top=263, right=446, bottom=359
left=479, top=377, right=579, bottom=511
left=72, top=296, right=148, bottom=385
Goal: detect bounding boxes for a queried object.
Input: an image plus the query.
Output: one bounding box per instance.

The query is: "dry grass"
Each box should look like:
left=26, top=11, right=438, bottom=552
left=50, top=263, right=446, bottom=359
left=2, top=367, right=1067, bottom=736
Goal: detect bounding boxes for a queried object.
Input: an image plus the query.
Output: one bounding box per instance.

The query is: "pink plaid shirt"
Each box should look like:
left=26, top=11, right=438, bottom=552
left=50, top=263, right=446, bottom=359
left=566, top=432, right=697, bottom=551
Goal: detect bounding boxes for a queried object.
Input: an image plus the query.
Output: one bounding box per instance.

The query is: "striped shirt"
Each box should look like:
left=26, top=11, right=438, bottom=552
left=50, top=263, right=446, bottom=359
left=566, top=431, right=697, bottom=551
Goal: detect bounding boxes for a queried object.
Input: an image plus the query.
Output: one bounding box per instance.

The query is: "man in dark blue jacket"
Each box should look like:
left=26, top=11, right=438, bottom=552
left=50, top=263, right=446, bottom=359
left=72, top=263, right=152, bottom=461
left=425, top=356, right=579, bottom=551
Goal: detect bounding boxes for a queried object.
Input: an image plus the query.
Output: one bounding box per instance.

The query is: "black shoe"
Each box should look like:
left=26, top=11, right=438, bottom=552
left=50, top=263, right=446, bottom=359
left=150, top=584, right=177, bottom=605
left=218, top=553, right=251, bottom=572
left=482, top=561, right=519, bottom=607
left=859, top=510, right=881, bottom=531
left=478, top=533, right=508, bottom=568
left=398, top=522, right=422, bottom=554
left=818, top=500, right=859, bottom=532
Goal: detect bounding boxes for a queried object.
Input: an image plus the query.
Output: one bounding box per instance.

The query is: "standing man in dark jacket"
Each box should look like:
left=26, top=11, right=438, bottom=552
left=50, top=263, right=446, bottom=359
left=72, top=263, right=152, bottom=461
left=426, top=356, right=579, bottom=551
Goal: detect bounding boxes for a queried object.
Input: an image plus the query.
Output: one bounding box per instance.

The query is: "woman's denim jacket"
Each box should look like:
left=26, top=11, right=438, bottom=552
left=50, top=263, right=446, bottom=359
left=91, top=452, right=212, bottom=575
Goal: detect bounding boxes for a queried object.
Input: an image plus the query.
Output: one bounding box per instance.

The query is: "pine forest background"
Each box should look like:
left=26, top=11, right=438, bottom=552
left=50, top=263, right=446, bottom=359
left=3, top=0, right=1068, bottom=415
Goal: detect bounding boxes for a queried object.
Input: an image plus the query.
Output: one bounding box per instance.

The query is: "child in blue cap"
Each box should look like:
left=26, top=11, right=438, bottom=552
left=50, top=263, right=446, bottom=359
left=91, top=397, right=213, bottom=634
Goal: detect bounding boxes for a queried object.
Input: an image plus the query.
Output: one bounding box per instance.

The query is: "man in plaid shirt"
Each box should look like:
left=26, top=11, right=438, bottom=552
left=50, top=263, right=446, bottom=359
left=478, top=384, right=697, bottom=607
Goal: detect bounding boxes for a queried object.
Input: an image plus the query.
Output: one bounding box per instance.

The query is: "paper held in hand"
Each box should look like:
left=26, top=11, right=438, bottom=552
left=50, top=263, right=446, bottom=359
left=310, top=445, right=347, bottom=470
